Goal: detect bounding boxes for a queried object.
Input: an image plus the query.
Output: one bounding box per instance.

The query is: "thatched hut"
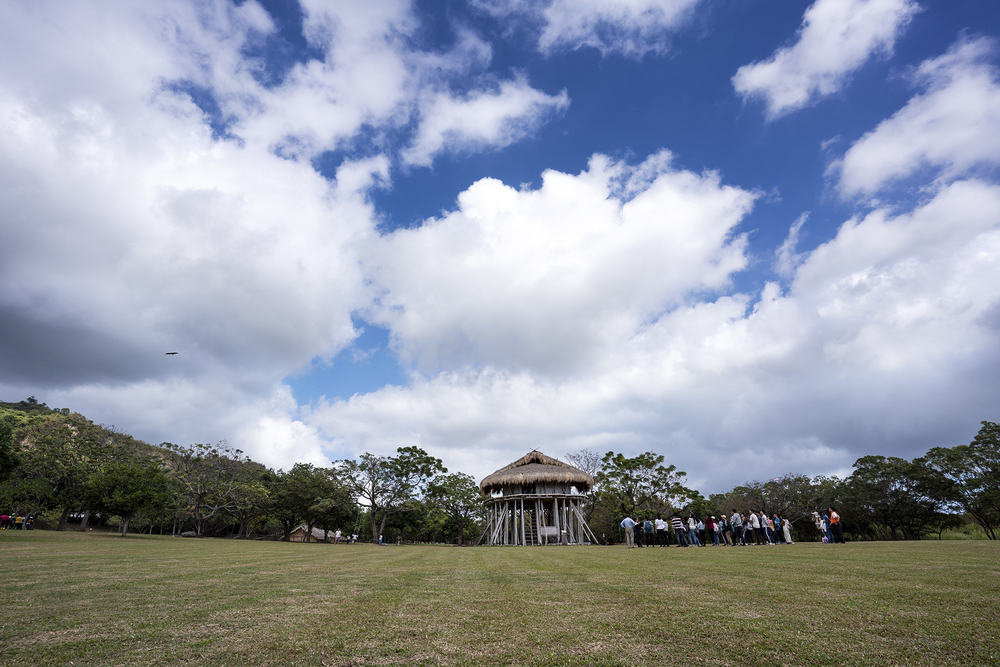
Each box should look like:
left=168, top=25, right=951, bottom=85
left=479, top=450, right=598, bottom=545
left=289, top=525, right=329, bottom=542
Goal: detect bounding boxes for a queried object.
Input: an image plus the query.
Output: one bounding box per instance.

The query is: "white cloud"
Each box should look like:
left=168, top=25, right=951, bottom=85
left=363, top=151, right=755, bottom=374
left=836, top=37, right=1000, bottom=197
left=402, top=77, right=569, bottom=167
left=4, top=0, right=999, bottom=495
left=475, top=0, right=700, bottom=58
left=733, top=0, right=920, bottom=119
left=0, top=0, right=575, bottom=468
left=312, top=177, right=1000, bottom=489
left=0, top=1, right=393, bottom=464
left=775, top=213, right=809, bottom=278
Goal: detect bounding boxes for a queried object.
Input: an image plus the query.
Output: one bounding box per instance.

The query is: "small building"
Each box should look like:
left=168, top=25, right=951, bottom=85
left=479, top=450, right=598, bottom=545
left=289, top=525, right=329, bottom=542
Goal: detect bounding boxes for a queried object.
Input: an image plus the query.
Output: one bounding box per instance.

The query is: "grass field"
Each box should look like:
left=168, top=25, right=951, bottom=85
left=1, top=532, right=998, bottom=666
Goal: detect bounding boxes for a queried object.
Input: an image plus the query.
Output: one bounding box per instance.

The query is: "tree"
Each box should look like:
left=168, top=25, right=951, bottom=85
left=426, top=472, right=484, bottom=545
left=0, top=415, right=20, bottom=482
left=844, top=455, right=949, bottom=540
left=308, top=472, right=357, bottom=542
left=83, top=458, right=172, bottom=537
left=595, top=451, right=695, bottom=519
left=229, top=477, right=271, bottom=539
left=5, top=415, right=110, bottom=527
left=921, top=421, right=1000, bottom=540
left=165, top=442, right=252, bottom=537
left=564, top=448, right=602, bottom=522
left=335, top=447, right=446, bottom=544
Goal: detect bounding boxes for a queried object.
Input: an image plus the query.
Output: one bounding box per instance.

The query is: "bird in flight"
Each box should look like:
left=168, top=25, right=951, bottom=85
left=166, top=352, right=178, bottom=355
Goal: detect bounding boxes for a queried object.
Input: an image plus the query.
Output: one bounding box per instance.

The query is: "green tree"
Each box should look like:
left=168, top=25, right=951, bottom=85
left=165, top=442, right=252, bottom=537
left=269, top=464, right=355, bottom=541
left=426, top=472, right=484, bottom=545
left=335, top=446, right=446, bottom=544
left=305, top=467, right=357, bottom=541
left=844, top=455, right=949, bottom=540
left=83, top=458, right=172, bottom=537
left=4, top=415, right=109, bottom=527
left=595, top=451, right=694, bottom=520
left=921, top=421, right=1000, bottom=540
left=0, top=415, right=20, bottom=482
left=229, top=477, right=271, bottom=539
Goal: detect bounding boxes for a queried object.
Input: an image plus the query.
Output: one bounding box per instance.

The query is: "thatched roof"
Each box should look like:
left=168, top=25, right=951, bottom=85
left=479, top=450, right=594, bottom=493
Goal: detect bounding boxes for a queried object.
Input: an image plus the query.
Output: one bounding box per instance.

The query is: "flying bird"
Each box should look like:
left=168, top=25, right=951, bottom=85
left=165, top=352, right=178, bottom=355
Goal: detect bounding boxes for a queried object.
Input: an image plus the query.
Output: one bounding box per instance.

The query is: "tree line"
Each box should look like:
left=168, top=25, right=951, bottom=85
left=0, top=399, right=481, bottom=542
left=1, top=398, right=996, bottom=542
left=569, top=422, right=1000, bottom=542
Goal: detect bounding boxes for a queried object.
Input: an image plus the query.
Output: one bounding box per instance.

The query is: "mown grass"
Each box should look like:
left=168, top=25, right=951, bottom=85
left=0, top=532, right=997, bottom=666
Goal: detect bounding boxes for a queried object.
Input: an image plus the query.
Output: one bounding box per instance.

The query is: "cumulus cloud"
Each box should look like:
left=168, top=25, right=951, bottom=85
left=475, top=0, right=700, bottom=58
left=0, top=0, right=565, bottom=465
left=313, top=177, right=1000, bottom=489
left=363, top=151, right=755, bottom=374
left=835, top=37, right=1000, bottom=197
left=733, top=0, right=920, bottom=119
left=4, top=0, right=999, bottom=495
left=401, top=78, right=569, bottom=167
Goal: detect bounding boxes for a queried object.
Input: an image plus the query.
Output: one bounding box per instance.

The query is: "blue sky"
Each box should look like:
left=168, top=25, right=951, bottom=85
left=2, top=0, right=1000, bottom=491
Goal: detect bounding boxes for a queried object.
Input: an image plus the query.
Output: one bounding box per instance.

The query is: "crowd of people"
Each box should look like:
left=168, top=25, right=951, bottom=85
left=618, top=507, right=847, bottom=547
left=0, top=513, right=34, bottom=530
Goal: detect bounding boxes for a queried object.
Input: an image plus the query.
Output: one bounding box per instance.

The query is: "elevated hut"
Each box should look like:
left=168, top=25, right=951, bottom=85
left=479, top=450, right=598, bottom=545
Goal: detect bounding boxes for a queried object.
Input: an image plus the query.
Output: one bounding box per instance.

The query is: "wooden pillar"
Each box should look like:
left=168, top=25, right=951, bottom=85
left=520, top=498, right=526, bottom=546
left=513, top=500, right=519, bottom=545
left=552, top=498, right=559, bottom=540
left=535, top=498, right=542, bottom=545
left=506, top=500, right=512, bottom=545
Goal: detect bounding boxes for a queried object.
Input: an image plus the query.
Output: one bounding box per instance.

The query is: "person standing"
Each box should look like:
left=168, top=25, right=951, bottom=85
left=822, top=512, right=834, bottom=544
left=731, top=510, right=743, bottom=546
left=719, top=515, right=732, bottom=545
left=642, top=517, right=655, bottom=547
left=763, top=513, right=775, bottom=545
left=671, top=513, right=687, bottom=547
left=687, top=513, right=701, bottom=546
left=655, top=516, right=668, bottom=547
left=829, top=508, right=845, bottom=543
left=707, top=516, right=719, bottom=546
left=621, top=515, right=636, bottom=548
left=782, top=516, right=794, bottom=544
left=748, top=510, right=762, bottom=545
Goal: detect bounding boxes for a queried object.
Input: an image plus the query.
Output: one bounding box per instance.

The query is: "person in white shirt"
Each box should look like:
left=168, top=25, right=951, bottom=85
left=654, top=516, right=667, bottom=547
left=687, top=514, right=701, bottom=546
left=749, top=510, right=762, bottom=545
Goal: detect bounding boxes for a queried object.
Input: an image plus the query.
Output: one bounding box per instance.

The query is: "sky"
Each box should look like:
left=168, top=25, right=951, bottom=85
left=2, top=0, right=999, bottom=494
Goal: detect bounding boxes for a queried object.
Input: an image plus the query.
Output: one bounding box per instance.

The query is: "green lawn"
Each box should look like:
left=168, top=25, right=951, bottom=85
left=1, top=532, right=997, bottom=666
